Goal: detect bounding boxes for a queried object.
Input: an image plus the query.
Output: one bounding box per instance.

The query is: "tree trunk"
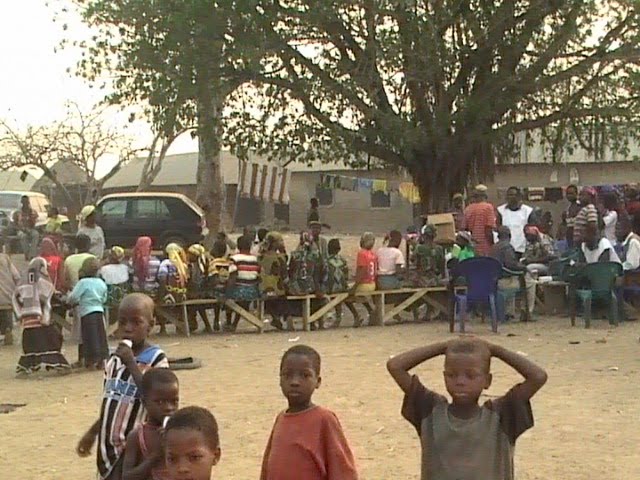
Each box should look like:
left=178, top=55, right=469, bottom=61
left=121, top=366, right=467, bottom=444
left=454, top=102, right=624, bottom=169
left=195, top=95, right=223, bottom=247
left=410, top=150, right=463, bottom=214
left=137, top=133, right=177, bottom=192
left=410, top=139, right=489, bottom=214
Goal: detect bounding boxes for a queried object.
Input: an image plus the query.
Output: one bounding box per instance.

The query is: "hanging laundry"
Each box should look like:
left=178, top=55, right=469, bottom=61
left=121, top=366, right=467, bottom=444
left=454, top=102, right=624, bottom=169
left=358, top=178, right=374, bottom=190
left=525, top=187, right=545, bottom=202
left=341, top=177, right=358, bottom=192
left=398, top=183, right=421, bottom=204
left=388, top=180, right=400, bottom=193
left=372, top=179, right=388, bottom=193
left=543, top=187, right=564, bottom=202
left=320, top=174, right=332, bottom=188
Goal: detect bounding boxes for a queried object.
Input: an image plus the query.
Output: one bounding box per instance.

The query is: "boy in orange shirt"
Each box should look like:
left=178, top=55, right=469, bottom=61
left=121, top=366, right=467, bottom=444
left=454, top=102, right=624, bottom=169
left=260, top=345, right=358, bottom=480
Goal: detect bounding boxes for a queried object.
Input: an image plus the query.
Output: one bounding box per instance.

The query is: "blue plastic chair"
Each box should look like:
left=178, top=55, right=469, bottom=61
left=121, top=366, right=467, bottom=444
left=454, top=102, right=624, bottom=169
left=621, top=269, right=640, bottom=320
left=449, top=257, right=502, bottom=333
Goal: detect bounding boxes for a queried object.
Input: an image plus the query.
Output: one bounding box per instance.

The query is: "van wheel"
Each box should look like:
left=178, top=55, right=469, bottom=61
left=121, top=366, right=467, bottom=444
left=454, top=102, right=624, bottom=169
left=161, top=236, right=187, bottom=250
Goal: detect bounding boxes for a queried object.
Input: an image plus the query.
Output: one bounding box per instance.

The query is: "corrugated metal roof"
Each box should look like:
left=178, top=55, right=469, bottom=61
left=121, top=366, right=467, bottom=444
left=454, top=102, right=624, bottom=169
left=103, top=151, right=357, bottom=189
left=0, top=170, right=37, bottom=191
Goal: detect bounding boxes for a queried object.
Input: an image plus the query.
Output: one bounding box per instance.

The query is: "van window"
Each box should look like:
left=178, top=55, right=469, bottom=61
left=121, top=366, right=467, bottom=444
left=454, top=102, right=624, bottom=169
left=132, top=199, right=171, bottom=219
left=101, top=199, right=128, bottom=219
left=0, top=194, right=20, bottom=209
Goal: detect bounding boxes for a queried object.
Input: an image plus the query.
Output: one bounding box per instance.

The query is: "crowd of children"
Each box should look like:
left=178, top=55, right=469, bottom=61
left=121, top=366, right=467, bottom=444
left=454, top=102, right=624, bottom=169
left=69, top=290, right=546, bottom=480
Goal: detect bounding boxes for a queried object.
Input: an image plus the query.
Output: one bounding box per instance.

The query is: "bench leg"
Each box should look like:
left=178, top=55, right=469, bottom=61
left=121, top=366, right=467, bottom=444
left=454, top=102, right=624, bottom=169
left=182, top=303, right=190, bottom=337
left=371, top=294, right=385, bottom=326
left=224, top=300, right=263, bottom=333
left=302, top=297, right=311, bottom=331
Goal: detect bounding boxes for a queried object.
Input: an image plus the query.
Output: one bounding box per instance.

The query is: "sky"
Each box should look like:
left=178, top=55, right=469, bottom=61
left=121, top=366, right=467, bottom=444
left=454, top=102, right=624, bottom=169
left=0, top=0, right=196, bottom=173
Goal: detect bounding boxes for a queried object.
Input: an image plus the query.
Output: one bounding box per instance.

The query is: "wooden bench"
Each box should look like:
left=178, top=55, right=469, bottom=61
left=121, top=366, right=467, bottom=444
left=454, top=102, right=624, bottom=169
left=156, top=298, right=265, bottom=336
left=281, top=286, right=454, bottom=331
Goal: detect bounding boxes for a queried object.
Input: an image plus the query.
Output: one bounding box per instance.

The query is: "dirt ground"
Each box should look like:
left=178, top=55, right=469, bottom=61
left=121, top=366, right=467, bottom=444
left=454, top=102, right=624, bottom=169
left=1, top=235, right=640, bottom=479
left=0, top=318, right=639, bottom=480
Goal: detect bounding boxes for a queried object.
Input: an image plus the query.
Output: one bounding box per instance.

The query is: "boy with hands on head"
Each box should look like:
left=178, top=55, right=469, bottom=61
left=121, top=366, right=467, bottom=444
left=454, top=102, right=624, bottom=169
left=387, top=337, right=547, bottom=480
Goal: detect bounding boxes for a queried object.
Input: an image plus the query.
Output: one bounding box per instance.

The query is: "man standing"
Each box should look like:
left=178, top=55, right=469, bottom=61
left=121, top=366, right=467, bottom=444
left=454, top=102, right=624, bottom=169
left=559, top=185, right=581, bottom=248
left=309, top=220, right=329, bottom=259
left=497, top=186, right=534, bottom=258
left=463, top=185, right=496, bottom=256
left=573, top=187, right=600, bottom=247
left=13, top=195, right=39, bottom=261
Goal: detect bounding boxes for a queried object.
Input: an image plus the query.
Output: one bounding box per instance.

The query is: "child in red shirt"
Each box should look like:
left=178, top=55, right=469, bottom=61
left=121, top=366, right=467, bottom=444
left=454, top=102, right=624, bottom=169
left=350, top=232, right=377, bottom=327
left=260, top=345, right=358, bottom=480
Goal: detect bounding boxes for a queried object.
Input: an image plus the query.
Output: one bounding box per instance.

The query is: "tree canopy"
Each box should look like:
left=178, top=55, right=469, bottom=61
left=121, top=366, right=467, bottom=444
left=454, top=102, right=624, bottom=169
left=68, top=0, right=266, bottom=233
left=250, top=0, right=640, bottom=208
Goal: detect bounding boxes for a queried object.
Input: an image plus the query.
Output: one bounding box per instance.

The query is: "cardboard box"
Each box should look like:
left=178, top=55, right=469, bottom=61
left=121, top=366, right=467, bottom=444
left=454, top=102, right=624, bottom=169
left=426, top=213, right=456, bottom=243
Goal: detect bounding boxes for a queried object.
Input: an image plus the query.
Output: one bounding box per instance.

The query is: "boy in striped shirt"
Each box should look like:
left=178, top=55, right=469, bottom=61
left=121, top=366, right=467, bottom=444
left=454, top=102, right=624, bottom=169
left=227, top=235, right=261, bottom=330
left=76, top=293, right=169, bottom=480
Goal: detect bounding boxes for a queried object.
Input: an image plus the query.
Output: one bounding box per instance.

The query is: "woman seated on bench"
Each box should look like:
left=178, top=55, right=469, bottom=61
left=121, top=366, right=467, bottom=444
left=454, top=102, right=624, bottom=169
left=376, top=230, right=405, bottom=290
left=260, top=232, right=289, bottom=330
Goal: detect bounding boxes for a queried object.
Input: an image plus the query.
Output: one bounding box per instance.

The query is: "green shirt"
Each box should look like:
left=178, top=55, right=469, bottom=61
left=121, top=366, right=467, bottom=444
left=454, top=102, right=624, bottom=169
left=454, top=246, right=475, bottom=261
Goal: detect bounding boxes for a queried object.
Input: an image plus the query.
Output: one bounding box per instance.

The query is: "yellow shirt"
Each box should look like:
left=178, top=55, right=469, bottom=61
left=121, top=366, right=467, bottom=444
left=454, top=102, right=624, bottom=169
left=45, top=216, right=63, bottom=234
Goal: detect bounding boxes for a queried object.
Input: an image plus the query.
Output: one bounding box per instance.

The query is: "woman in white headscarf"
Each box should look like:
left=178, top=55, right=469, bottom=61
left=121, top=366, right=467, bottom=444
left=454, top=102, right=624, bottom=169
left=13, top=257, right=70, bottom=376
left=77, top=205, right=106, bottom=260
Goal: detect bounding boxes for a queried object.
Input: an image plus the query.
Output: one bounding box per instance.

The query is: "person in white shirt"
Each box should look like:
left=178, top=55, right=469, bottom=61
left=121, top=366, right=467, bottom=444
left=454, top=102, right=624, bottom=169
left=616, top=217, right=640, bottom=271
left=580, top=224, right=621, bottom=264
left=376, top=230, right=405, bottom=290
left=602, top=192, right=619, bottom=244
left=497, top=187, right=534, bottom=257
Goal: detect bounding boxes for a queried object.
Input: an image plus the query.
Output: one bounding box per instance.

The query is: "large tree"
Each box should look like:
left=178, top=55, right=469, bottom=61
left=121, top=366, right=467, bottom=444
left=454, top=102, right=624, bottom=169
left=249, top=0, right=640, bottom=209
left=69, top=0, right=265, bottom=234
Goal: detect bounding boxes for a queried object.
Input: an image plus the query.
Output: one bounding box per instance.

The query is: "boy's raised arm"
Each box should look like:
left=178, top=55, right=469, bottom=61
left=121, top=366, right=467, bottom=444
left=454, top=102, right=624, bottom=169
left=490, top=344, right=548, bottom=400
left=386, top=342, right=448, bottom=394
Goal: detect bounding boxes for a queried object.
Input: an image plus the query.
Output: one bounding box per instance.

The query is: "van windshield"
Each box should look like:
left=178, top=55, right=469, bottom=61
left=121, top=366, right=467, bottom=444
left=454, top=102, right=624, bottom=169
left=0, top=194, right=20, bottom=209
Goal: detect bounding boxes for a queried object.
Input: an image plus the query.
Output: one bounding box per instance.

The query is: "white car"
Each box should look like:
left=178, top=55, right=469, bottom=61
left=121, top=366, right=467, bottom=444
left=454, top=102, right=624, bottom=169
left=0, top=190, right=69, bottom=235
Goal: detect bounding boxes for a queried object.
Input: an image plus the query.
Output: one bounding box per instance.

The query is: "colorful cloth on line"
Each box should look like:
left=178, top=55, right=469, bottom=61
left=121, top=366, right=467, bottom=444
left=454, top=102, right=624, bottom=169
left=372, top=179, right=387, bottom=193
left=358, top=178, right=374, bottom=191
left=399, top=183, right=421, bottom=203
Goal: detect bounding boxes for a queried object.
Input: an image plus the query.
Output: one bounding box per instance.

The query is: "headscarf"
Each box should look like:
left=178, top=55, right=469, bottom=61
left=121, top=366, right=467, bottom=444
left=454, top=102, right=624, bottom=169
left=39, top=237, right=59, bottom=258
left=14, top=257, right=53, bottom=325
left=166, top=243, right=189, bottom=284
left=80, top=205, right=96, bottom=225
left=360, top=232, right=376, bottom=250
left=524, top=225, right=541, bottom=238
left=265, top=232, right=284, bottom=252
left=27, top=257, right=49, bottom=279
left=110, top=246, right=125, bottom=262
left=188, top=244, right=206, bottom=258
left=133, top=236, right=153, bottom=282
left=421, top=224, right=437, bottom=238
left=581, top=187, right=597, bottom=202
